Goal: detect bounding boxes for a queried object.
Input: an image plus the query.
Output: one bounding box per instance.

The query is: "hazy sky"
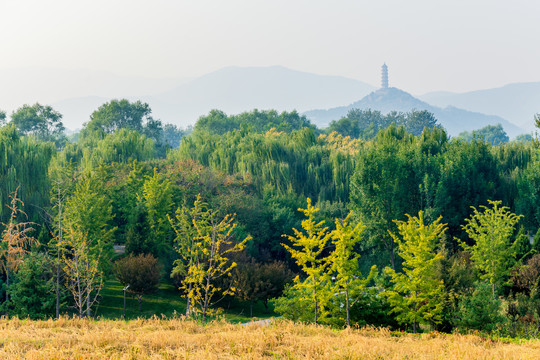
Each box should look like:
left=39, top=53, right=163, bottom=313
left=1, top=0, right=539, bottom=94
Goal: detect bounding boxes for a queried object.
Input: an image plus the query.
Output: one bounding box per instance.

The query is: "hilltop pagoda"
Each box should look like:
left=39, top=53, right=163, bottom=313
left=381, top=63, right=389, bottom=89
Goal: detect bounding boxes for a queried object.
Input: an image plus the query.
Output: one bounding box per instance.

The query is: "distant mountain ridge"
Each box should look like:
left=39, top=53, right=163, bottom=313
left=142, top=66, right=376, bottom=127
left=303, top=87, right=524, bottom=138
left=419, top=82, right=540, bottom=132
left=47, top=66, right=376, bottom=129
left=1, top=66, right=535, bottom=135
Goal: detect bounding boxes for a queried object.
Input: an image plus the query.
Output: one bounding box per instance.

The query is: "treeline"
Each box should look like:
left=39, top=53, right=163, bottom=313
left=0, top=100, right=539, bottom=336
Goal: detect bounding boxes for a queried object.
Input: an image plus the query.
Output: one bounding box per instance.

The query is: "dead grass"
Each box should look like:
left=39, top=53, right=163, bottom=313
left=0, top=317, right=538, bottom=359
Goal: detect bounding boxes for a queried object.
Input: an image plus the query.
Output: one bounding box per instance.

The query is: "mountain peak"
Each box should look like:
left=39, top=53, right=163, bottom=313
left=303, top=86, right=524, bottom=137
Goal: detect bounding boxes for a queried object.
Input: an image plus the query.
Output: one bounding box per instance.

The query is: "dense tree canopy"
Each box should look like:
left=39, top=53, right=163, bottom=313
left=0, top=98, right=539, bottom=335
left=327, top=109, right=439, bottom=139
left=10, top=103, right=65, bottom=146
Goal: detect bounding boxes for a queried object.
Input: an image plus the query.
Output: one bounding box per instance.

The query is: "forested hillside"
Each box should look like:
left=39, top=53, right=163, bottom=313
left=0, top=100, right=539, bottom=336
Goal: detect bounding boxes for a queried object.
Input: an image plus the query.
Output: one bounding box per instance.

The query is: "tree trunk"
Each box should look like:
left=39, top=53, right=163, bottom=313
left=86, top=287, right=92, bottom=317
left=185, top=292, right=191, bottom=317
left=56, top=191, right=62, bottom=319
left=250, top=302, right=253, bottom=318
left=56, top=251, right=60, bottom=319
left=314, top=287, right=318, bottom=324
left=345, top=289, right=350, bottom=327
left=390, top=240, right=395, bottom=271
left=5, top=266, right=9, bottom=303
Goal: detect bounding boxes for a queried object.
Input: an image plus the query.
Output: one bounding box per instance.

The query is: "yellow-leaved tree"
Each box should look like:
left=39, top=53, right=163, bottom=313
left=385, top=211, right=446, bottom=333
left=169, top=195, right=250, bottom=320
left=276, top=198, right=375, bottom=326
left=330, top=214, right=377, bottom=327
left=461, top=200, right=522, bottom=297
left=280, top=198, right=332, bottom=324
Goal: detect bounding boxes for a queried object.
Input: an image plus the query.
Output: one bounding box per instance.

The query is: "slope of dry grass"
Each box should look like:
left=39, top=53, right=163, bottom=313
left=0, top=317, right=538, bottom=359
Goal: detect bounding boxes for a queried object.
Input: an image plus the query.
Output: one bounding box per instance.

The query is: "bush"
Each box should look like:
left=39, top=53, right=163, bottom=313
left=114, top=254, right=162, bottom=312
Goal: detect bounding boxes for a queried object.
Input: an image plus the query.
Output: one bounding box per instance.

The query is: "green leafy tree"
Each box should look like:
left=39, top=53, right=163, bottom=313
left=280, top=198, right=333, bottom=324
left=62, top=225, right=103, bottom=318
left=461, top=200, right=522, bottom=296
left=0, top=110, right=6, bottom=126
left=350, top=125, right=418, bottom=269
left=82, top=99, right=153, bottom=138
left=63, top=172, right=115, bottom=316
left=10, top=103, right=65, bottom=146
left=7, top=252, right=56, bottom=319
left=455, top=282, right=505, bottom=332
left=385, top=211, right=446, bottom=333
left=433, top=139, right=500, bottom=247
left=48, top=160, right=77, bottom=319
left=403, top=110, right=438, bottom=136
left=114, top=254, right=162, bottom=312
left=458, top=124, right=509, bottom=145
left=141, top=168, right=173, bottom=261
left=330, top=213, right=376, bottom=327
left=169, top=195, right=250, bottom=320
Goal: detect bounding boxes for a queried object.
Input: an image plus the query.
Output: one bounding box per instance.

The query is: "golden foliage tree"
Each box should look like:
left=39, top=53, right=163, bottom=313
left=281, top=198, right=333, bottom=324
left=385, top=211, right=446, bottom=333
left=170, top=195, right=250, bottom=320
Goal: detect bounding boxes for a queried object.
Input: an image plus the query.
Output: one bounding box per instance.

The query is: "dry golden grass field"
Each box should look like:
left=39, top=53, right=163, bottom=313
left=0, top=317, right=539, bottom=359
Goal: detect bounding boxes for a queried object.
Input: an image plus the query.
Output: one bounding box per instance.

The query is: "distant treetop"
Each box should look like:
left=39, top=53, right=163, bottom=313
left=194, top=109, right=316, bottom=135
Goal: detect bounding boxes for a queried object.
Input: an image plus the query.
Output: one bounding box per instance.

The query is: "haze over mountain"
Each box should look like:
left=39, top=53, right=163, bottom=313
left=419, top=82, right=540, bottom=132
left=145, top=66, right=376, bottom=128
left=0, top=66, right=376, bottom=129
left=303, top=87, right=524, bottom=138
left=0, top=65, right=535, bottom=137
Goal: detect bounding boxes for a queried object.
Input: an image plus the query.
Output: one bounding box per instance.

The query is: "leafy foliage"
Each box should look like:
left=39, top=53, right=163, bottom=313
left=10, top=103, right=65, bottom=146
left=6, top=252, right=56, bottom=319
left=385, top=211, right=446, bottom=332
left=461, top=200, right=522, bottom=296
left=169, top=196, right=250, bottom=320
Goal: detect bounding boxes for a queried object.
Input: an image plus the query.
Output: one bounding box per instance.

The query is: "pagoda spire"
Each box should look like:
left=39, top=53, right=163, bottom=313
left=381, top=63, right=388, bottom=89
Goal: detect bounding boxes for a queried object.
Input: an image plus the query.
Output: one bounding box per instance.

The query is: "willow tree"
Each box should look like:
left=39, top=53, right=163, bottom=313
left=0, top=125, right=54, bottom=225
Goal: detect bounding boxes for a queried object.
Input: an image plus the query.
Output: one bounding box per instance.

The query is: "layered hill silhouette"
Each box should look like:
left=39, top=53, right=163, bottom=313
left=48, top=66, right=375, bottom=129
left=142, top=66, right=376, bottom=127
left=419, top=82, right=540, bottom=132
left=1, top=66, right=534, bottom=136
left=303, top=87, right=524, bottom=137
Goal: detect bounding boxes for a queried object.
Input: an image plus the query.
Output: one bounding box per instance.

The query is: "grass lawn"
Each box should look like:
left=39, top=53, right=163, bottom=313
left=95, top=278, right=277, bottom=322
